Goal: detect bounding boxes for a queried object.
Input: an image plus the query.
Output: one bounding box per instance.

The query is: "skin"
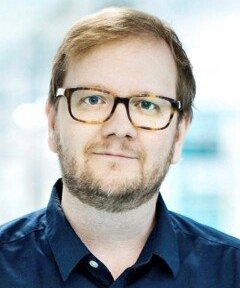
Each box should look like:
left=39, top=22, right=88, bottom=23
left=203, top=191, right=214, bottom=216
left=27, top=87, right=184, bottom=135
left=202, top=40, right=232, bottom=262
left=46, top=37, right=190, bottom=279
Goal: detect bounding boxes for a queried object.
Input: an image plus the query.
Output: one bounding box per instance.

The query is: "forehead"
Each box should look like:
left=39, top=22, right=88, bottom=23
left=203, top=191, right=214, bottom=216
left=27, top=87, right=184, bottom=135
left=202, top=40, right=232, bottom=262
left=64, top=37, right=177, bottom=98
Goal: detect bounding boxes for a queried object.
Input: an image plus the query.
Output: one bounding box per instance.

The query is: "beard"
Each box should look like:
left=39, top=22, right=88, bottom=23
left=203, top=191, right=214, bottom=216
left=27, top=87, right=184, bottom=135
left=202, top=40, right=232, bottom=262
left=55, top=132, right=176, bottom=213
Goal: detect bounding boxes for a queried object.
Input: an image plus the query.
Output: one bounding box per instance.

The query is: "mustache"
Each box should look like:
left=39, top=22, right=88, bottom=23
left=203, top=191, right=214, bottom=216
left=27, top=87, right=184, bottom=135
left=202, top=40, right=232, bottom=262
left=84, top=140, right=146, bottom=163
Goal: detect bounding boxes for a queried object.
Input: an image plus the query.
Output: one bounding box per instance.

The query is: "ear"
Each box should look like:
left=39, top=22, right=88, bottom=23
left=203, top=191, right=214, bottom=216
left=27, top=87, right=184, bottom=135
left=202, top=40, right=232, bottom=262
left=171, top=117, right=190, bottom=164
left=45, top=100, right=58, bottom=153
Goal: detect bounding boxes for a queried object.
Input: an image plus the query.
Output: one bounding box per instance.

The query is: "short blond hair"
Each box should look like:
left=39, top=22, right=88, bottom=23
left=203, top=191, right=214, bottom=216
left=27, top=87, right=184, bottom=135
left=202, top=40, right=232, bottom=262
left=48, top=7, right=195, bottom=120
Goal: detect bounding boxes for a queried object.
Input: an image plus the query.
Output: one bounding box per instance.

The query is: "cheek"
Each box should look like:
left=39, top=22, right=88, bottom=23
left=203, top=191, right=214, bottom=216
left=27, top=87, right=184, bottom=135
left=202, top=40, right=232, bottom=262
left=139, top=130, right=175, bottom=165
left=58, top=119, right=101, bottom=159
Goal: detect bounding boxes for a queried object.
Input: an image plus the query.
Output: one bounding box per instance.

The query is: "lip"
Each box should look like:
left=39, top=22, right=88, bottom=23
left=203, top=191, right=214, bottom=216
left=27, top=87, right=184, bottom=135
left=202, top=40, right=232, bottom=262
left=93, top=152, right=137, bottom=159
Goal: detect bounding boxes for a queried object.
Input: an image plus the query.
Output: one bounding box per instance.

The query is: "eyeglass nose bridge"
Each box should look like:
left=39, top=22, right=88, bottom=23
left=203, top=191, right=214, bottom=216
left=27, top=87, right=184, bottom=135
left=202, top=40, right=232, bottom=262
left=104, top=96, right=133, bottom=125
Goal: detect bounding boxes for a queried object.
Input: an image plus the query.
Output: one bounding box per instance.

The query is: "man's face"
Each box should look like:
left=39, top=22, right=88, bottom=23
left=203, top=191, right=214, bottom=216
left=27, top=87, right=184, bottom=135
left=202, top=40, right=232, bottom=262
left=47, top=37, right=188, bottom=212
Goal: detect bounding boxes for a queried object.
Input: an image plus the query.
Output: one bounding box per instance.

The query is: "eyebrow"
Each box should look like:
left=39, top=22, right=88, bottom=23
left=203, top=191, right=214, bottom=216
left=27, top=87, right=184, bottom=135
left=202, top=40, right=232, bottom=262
left=81, top=83, right=158, bottom=97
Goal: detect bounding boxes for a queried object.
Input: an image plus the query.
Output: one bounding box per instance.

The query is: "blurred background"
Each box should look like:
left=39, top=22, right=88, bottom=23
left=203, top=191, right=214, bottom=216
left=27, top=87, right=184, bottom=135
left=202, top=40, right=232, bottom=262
left=0, top=0, right=240, bottom=238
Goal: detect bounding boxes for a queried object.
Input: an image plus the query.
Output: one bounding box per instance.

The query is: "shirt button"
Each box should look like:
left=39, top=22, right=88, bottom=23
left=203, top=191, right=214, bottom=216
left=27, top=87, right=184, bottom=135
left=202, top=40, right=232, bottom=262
left=89, top=260, right=99, bottom=268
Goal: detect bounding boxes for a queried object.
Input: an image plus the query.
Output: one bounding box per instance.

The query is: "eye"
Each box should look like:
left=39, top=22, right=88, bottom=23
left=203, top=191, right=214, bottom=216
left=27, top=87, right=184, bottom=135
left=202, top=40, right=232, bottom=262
left=84, top=95, right=105, bottom=105
left=139, top=100, right=159, bottom=111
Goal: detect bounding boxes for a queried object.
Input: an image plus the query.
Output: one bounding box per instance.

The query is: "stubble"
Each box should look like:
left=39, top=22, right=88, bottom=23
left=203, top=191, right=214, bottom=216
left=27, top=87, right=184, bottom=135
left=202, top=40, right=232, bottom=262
left=56, top=133, right=175, bottom=213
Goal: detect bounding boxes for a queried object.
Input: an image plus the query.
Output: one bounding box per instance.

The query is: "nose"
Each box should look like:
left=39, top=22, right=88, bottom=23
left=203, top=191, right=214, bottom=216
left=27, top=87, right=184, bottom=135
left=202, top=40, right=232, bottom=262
left=101, top=103, right=137, bottom=139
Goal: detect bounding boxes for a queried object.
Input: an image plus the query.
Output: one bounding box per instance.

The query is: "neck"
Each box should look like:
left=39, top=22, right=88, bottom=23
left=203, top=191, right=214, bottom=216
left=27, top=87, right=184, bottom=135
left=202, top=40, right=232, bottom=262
left=61, top=187, right=158, bottom=247
left=61, top=186, right=159, bottom=279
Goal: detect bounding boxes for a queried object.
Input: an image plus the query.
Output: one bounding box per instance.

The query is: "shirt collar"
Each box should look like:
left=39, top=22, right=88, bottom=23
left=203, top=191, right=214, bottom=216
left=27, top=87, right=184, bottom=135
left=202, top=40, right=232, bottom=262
left=135, top=193, right=180, bottom=278
left=46, top=179, right=180, bottom=280
left=46, top=178, right=90, bottom=281
left=153, top=193, right=180, bottom=277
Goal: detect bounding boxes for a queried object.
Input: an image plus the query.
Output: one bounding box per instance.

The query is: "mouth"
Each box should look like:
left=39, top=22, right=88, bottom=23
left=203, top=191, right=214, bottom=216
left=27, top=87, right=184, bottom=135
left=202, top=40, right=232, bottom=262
left=92, top=152, right=137, bottom=159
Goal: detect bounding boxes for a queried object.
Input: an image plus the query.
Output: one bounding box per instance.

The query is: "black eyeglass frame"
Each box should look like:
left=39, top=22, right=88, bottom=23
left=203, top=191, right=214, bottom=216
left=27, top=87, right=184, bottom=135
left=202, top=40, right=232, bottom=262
left=56, top=86, right=182, bottom=130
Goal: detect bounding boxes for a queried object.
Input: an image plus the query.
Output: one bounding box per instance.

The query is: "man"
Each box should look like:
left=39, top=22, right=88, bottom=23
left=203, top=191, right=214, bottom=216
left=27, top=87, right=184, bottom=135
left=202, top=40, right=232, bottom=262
left=0, top=7, right=239, bottom=288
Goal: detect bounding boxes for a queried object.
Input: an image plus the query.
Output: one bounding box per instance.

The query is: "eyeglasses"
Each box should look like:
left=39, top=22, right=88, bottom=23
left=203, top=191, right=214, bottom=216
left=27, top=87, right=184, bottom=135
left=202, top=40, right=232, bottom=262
left=56, top=86, right=182, bottom=130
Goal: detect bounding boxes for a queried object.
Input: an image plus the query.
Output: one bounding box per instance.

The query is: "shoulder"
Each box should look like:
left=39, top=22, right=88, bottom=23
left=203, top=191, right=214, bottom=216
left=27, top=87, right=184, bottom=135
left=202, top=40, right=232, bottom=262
left=169, top=210, right=240, bottom=250
left=0, top=208, right=47, bottom=245
left=0, top=209, right=54, bottom=285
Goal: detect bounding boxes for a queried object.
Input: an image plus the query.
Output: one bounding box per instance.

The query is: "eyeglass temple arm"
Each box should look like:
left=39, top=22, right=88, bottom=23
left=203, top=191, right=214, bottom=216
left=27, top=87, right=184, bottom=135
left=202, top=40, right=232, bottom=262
left=177, top=101, right=182, bottom=110
left=56, top=88, right=66, bottom=97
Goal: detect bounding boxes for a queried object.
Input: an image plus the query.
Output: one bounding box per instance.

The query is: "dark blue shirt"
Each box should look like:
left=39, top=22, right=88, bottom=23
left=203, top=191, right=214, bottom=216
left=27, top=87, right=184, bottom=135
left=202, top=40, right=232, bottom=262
left=0, top=178, right=240, bottom=287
